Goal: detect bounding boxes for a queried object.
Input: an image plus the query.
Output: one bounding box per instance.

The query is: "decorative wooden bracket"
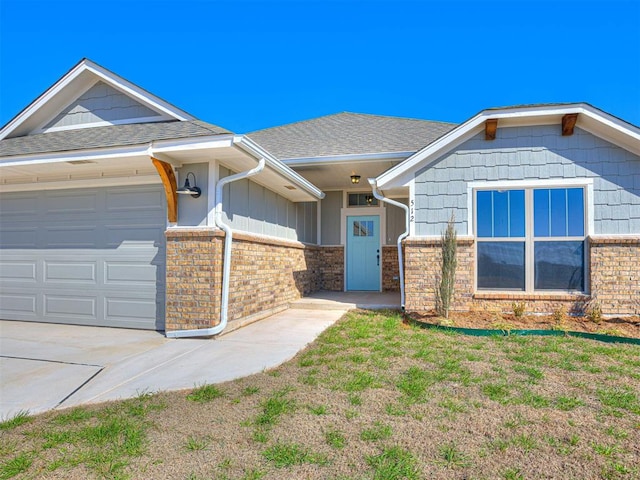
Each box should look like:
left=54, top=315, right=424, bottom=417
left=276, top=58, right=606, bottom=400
left=485, top=119, right=498, bottom=140
left=151, top=157, right=178, bottom=223
left=562, top=113, right=578, bottom=136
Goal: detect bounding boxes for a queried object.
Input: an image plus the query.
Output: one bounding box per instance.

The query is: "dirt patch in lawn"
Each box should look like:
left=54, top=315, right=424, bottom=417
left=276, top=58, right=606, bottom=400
left=410, top=310, right=640, bottom=339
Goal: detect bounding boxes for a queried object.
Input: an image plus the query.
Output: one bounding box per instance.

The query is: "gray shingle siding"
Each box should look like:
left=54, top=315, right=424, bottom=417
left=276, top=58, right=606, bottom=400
left=44, top=81, right=161, bottom=130
left=414, top=125, right=640, bottom=236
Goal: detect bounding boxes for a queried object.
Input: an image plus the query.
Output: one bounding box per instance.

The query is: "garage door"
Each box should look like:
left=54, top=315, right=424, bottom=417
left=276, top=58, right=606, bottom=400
left=0, top=185, right=166, bottom=330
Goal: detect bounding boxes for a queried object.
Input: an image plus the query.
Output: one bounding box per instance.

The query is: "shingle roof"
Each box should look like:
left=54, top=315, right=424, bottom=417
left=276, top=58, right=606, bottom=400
left=0, top=120, right=231, bottom=157
left=247, top=112, right=457, bottom=159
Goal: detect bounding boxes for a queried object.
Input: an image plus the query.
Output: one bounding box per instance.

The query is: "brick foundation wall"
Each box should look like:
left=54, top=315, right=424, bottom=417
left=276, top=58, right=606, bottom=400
left=165, top=230, right=222, bottom=332
left=404, top=237, right=474, bottom=312
left=382, top=245, right=401, bottom=292
left=590, top=236, right=640, bottom=315
left=318, top=246, right=344, bottom=291
left=226, top=232, right=321, bottom=321
left=165, top=229, right=322, bottom=333
left=402, top=236, right=630, bottom=315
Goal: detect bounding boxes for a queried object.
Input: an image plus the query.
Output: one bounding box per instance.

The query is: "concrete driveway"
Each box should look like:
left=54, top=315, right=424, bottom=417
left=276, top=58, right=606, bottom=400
left=0, top=307, right=346, bottom=419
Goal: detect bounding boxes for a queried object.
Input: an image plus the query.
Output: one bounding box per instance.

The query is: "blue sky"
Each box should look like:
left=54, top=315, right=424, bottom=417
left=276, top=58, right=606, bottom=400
left=1, top=0, right=639, bottom=133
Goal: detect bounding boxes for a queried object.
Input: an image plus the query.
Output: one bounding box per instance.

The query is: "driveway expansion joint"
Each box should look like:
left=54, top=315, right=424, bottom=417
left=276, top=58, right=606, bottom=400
left=0, top=355, right=103, bottom=368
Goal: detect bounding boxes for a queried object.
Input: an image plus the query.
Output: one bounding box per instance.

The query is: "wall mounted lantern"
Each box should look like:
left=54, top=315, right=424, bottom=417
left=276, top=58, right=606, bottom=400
left=176, top=172, right=201, bottom=198
left=350, top=174, right=361, bottom=184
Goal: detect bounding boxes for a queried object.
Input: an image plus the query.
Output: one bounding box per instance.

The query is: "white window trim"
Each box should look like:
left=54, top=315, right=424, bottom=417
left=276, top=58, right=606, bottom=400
left=471, top=180, right=592, bottom=294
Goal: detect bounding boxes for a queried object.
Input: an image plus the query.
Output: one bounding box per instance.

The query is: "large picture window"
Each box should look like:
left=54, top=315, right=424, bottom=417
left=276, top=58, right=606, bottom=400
left=475, top=187, right=586, bottom=292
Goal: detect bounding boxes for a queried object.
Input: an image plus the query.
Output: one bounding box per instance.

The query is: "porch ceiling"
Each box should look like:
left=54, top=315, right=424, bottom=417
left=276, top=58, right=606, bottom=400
left=288, top=159, right=402, bottom=190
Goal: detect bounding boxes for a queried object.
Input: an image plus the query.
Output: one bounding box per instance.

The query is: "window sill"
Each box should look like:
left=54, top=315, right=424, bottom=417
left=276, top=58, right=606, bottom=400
left=473, top=292, right=589, bottom=302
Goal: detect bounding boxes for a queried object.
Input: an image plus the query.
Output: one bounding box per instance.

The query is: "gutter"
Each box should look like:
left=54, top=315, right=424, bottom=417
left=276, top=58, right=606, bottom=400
left=166, top=157, right=266, bottom=338
left=369, top=178, right=409, bottom=311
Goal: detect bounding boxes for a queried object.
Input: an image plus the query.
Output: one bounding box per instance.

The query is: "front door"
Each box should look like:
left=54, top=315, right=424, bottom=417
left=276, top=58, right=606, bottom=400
left=346, top=215, right=380, bottom=291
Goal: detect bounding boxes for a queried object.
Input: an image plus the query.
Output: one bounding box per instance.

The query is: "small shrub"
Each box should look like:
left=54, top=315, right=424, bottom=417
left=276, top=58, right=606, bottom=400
left=435, top=213, right=457, bottom=319
left=587, top=301, right=603, bottom=324
left=551, top=307, right=566, bottom=330
left=512, top=302, right=526, bottom=318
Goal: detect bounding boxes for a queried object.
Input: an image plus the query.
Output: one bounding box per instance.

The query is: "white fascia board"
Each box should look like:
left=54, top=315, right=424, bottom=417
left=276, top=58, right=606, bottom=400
left=376, top=103, right=640, bottom=190
left=0, top=59, right=193, bottom=141
left=0, top=145, right=152, bottom=167
left=233, top=135, right=325, bottom=200
left=150, top=135, right=235, bottom=152
left=282, top=151, right=415, bottom=167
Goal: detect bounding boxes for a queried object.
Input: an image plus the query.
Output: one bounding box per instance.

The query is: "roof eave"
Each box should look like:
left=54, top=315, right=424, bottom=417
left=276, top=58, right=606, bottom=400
left=376, top=103, right=640, bottom=190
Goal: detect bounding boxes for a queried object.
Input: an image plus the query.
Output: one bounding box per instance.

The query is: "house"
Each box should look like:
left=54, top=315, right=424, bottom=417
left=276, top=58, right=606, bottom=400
left=1, top=59, right=638, bottom=337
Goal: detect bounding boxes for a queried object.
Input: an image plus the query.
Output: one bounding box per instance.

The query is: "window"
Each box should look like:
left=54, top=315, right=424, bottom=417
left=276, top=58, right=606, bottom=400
left=352, top=220, right=374, bottom=237
left=475, top=187, right=585, bottom=292
left=348, top=193, right=378, bottom=206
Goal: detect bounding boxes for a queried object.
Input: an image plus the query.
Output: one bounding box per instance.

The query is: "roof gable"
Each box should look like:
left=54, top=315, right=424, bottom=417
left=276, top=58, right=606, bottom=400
left=248, top=112, right=456, bottom=160
left=0, top=58, right=194, bottom=140
left=376, top=103, right=640, bottom=189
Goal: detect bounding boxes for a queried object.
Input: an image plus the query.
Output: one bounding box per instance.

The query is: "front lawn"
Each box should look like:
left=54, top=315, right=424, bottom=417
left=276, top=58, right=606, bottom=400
left=1, top=311, right=639, bottom=479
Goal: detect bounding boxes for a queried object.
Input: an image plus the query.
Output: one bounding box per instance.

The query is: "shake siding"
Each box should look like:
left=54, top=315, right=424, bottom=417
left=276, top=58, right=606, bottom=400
left=44, top=81, right=160, bottom=129
left=414, top=125, right=640, bottom=236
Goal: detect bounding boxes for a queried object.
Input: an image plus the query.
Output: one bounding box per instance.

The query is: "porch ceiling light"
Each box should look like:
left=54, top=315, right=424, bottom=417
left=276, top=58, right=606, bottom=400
left=177, top=172, right=201, bottom=198
left=350, top=174, right=361, bottom=184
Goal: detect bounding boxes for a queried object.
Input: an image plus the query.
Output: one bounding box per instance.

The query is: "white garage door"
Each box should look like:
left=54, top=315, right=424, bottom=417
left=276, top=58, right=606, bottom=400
left=0, top=185, right=166, bottom=330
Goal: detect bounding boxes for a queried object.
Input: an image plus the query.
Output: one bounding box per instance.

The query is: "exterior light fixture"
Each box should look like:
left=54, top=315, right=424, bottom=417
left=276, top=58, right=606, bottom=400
left=177, top=172, right=201, bottom=198
left=350, top=174, right=361, bottom=184
left=366, top=195, right=373, bottom=205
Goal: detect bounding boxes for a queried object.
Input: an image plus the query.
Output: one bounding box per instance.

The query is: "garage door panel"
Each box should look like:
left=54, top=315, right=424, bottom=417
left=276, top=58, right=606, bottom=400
left=44, top=294, right=97, bottom=318
left=0, top=293, right=37, bottom=316
left=106, top=189, right=165, bottom=214
left=0, top=260, right=37, bottom=282
left=0, top=185, right=166, bottom=330
left=44, top=192, right=97, bottom=215
left=45, top=261, right=97, bottom=283
left=0, top=195, right=38, bottom=217
left=105, top=261, right=157, bottom=285
left=42, top=226, right=99, bottom=248
left=105, top=224, right=165, bottom=248
left=0, top=228, right=37, bottom=247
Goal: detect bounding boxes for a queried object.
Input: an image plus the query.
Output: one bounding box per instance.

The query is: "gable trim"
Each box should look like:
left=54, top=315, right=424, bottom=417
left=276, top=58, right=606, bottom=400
left=376, top=103, right=640, bottom=190
left=0, top=59, right=194, bottom=140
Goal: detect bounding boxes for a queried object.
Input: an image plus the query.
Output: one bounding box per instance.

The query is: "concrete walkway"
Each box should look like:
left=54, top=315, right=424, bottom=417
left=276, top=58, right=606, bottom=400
left=0, top=307, right=347, bottom=419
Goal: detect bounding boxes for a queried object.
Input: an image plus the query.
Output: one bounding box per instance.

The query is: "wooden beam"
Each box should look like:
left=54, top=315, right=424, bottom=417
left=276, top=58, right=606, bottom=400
left=485, top=119, right=498, bottom=140
left=562, top=113, right=578, bottom=136
left=151, top=157, right=178, bottom=223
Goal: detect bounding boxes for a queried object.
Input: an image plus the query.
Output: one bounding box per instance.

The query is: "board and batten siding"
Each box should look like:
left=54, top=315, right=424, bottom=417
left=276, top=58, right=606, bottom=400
left=414, top=125, right=640, bottom=236
left=44, top=81, right=161, bottom=130
left=220, top=166, right=317, bottom=243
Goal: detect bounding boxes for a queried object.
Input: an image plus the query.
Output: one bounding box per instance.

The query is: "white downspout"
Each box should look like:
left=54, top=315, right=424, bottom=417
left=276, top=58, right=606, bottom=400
left=369, top=178, right=409, bottom=311
left=166, top=158, right=266, bottom=338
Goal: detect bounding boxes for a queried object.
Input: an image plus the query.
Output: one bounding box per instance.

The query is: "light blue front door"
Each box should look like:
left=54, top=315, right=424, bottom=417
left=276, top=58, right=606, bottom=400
left=346, top=215, right=380, bottom=291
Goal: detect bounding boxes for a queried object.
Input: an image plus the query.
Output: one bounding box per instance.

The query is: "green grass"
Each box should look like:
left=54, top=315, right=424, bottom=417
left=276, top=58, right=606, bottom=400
left=0, top=452, right=32, bottom=479
left=262, top=443, right=328, bottom=468
left=184, top=435, right=209, bottom=451
left=255, top=388, right=296, bottom=427
left=366, top=446, right=419, bottom=480
left=597, top=387, right=640, bottom=414
left=397, top=366, right=431, bottom=403
left=325, top=428, right=347, bottom=449
left=360, top=422, right=392, bottom=442
left=436, top=442, right=471, bottom=468
left=187, top=384, right=224, bottom=403
left=0, top=411, right=31, bottom=431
